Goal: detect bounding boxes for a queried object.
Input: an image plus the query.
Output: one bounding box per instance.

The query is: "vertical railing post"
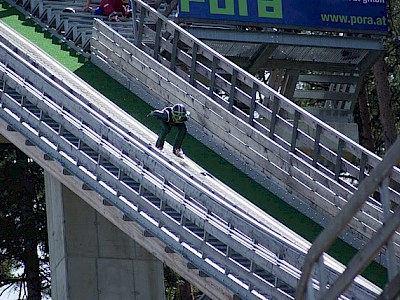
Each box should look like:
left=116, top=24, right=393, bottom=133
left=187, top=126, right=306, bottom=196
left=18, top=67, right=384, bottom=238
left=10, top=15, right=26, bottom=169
left=358, top=152, right=367, bottom=182
left=380, top=177, right=398, bottom=280
left=312, top=125, right=322, bottom=167
left=189, top=43, right=198, bottom=86
left=130, top=0, right=137, bottom=42
left=306, top=268, right=316, bottom=300
left=170, top=29, right=179, bottom=72
left=228, top=69, right=237, bottom=113
left=269, top=96, right=279, bottom=139
left=153, top=18, right=163, bottom=59
left=208, top=56, right=217, bottom=98
left=135, top=6, right=146, bottom=47
left=317, top=255, right=328, bottom=297
left=249, top=82, right=257, bottom=126
left=290, top=110, right=300, bottom=153
left=334, top=139, right=345, bottom=181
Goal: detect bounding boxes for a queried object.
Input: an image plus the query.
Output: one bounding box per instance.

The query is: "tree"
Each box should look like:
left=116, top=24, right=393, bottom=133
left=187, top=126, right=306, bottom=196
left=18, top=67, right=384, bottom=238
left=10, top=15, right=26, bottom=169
left=357, top=80, right=375, bottom=152
left=164, top=265, right=198, bottom=300
left=0, top=145, right=50, bottom=299
left=357, top=1, right=400, bottom=154
left=372, top=54, right=397, bottom=150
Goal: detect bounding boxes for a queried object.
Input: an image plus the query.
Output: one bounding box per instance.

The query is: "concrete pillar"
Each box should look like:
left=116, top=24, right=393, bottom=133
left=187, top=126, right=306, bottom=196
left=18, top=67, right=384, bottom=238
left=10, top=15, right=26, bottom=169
left=44, top=171, right=165, bottom=300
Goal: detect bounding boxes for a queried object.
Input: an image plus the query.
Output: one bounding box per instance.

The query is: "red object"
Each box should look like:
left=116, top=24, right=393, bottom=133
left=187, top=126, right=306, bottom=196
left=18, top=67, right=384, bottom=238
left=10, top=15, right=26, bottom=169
left=99, top=0, right=126, bottom=16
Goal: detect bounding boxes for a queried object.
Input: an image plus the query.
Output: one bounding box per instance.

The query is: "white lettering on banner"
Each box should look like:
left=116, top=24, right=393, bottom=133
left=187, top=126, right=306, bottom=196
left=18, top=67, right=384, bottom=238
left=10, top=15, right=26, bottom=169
left=345, top=0, right=385, bottom=4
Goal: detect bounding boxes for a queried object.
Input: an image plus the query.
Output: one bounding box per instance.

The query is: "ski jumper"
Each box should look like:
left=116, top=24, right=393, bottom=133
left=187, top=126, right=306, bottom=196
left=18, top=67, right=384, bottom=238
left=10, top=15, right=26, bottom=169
left=151, top=106, right=188, bottom=150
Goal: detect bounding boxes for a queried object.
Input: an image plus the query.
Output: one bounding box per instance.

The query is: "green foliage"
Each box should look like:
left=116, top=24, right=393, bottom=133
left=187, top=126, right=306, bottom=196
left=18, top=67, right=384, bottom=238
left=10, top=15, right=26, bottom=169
left=357, top=2, right=400, bottom=154
left=164, top=264, right=180, bottom=299
left=385, top=5, right=400, bottom=121
left=0, top=260, right=14, bottom=287
left=0, top=145, right=50, bottom=299
left=164, top=265, right=203, bottom=300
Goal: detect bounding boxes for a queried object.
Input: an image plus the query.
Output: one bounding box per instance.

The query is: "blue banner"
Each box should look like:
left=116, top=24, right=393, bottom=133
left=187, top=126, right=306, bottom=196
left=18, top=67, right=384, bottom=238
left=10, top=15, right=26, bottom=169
left=178, top=0, right=388, bottom=33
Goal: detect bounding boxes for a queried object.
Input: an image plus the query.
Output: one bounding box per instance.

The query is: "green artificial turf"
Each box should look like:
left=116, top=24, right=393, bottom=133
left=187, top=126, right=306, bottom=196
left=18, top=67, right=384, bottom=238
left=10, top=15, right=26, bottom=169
left=0, top=0, right=388, bottom=287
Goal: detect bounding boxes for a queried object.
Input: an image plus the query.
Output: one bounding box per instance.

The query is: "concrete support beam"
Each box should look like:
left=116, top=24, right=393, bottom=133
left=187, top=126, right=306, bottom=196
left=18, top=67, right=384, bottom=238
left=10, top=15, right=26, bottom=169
left=44, top=171, right=165, bottom=300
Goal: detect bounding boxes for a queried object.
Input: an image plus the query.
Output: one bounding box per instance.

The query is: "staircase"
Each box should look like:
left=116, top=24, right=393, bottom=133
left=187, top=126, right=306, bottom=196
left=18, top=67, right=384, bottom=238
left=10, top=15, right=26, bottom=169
left=1, top=0, right=400, bottom=298
left=87, top=0, right=400, bottom=266
left=0, top=20, right=381, bottom=299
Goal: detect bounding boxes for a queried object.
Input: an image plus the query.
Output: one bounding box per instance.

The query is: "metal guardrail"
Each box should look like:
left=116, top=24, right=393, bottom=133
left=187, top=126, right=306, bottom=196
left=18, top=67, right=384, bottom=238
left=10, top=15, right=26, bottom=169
left=5, top=0, right=398, bottom=271
left=6, top=0, right=136, bottom=55
left=89, top=0, right=400, bottom=269
left=296, top=138, right=400, bottom=300
left=0, top=24, right=380, bottom=299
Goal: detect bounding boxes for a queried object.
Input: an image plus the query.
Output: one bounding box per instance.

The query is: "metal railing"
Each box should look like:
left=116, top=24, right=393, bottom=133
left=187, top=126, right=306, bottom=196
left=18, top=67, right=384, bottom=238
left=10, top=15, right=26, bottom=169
left=5, top=0, right=398, bottom=268
left=90, top=0, right=400, bottom=268
left=296, top=137, right=400, bottom=300
left=0, top=22, right=381, bottom=299
left=0, top=0, right=396, bottom=296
